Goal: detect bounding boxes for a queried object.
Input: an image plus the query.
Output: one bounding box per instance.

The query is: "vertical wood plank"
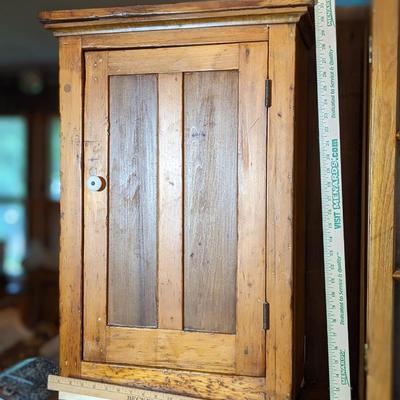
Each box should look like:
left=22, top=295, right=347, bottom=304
left=83, top=51, right=109, bottom=362
left=58, top=36, right=83, bottom=376
left=108, top=75, right=158, bottom=328
left=184, top=70, right=238, bottom=334
left=235, top=42, right=267, bottom=376
left=292, top=29, right=307, bottom=395
left=158, top=73, right=183, bottom=330
left=367, top=0, right=399, bottom=397
left=266, top=25, right=297, bottom=398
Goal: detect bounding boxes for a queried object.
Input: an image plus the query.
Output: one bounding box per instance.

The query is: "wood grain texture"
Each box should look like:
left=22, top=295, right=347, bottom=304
left=235, top=42, right=267, bottom=376
left=107, top=44, right=239, bottom=75
left=39, top=0, right=313, bottom=22
left=184, top=70, right=238, bottom=334
left=82, top=26, right=269, bottom=50
left=105, top=327, right=236, bottom=374
left=266, top=24, right=297, bottom=399
left=108, top=75, right=158, bottom=328
left=58, top=36, right=83, bottom=377
left=83, top=51, right=109, bottom=362
left=367, top=0, right=399, bottom=397
left=158, top=73, right=183, bottom=330
left=292, top=28, right=307, bottom=395
left=81, top=362, right=266, bottom=400
left=42, top=9, right=309, bottom=37
left=49, top=375, right=198, bottom=400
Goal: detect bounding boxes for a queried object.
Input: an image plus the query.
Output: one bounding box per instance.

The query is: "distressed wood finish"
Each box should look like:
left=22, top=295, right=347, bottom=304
left=40, top=0, right=313, bottom=22
left=40, top=10, right=308, bottom=38
left=292, top=27, right=307, bottom=394
left=105, top=327, right=236, bottom=374
left=158, top=73, right=183, bottom=331
left=108, top=75, right=158, bottom=328
left=236, top=42, right=268, bottom=376
left=184, top=70, right=238, bottom=334
left=83, top=51, right=109, bottom=362
left=81, top=362, right=266, bottom=400
left=58, top=36, right=83, bottom=377
left=367, top=0, right=399, bottom=398
left=39, top=2, right=312, bottom=37
left=80, top=43, right=269, bottom=377
left=107, top=44, right=239, bottom=75
left=49, top=375, right=197, bottom=400
left=266, top=24, right=298, bottom=399
left=43, top=1, right=312, bottom=398
left=81, top=26, right=269, bottom=50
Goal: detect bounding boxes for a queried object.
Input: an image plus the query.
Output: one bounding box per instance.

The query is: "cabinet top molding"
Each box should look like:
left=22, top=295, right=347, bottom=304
left=39, top=0, right=314, bottom=37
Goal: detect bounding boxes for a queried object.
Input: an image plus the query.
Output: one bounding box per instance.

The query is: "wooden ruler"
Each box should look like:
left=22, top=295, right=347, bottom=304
left=314, top=0, right=351, bottom=399
left=48, top=375, right=199, bottom=400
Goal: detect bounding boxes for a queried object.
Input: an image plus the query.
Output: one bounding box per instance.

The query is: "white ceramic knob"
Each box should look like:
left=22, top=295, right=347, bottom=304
left=87, top=176, right=104, bottom=192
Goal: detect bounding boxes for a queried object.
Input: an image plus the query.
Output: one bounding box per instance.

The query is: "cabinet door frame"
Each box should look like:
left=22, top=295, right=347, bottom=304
left=82, top=43, right=268, bottom=377
left=367, top=0, right=399, bottom=398
left=57, top=22, right=306, bottom=400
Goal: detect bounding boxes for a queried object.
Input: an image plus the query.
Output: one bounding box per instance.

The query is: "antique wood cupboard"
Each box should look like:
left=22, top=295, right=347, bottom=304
left=40, top=1, right=313, bottom=399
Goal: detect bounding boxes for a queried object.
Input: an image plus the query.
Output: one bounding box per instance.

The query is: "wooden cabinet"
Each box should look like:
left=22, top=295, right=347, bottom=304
left=40, top=1, right=312, bottom=399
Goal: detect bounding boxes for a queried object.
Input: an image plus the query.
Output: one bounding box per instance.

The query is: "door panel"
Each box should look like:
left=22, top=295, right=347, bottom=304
left=105, top=327, right=236, bottom=374
left=158, top=73, right=183, bottom=331
left=108, top=74, right=158, bottom=328
left=83, top=43, right=268, bottom=376
left=184, top=70, right=239, bottom=334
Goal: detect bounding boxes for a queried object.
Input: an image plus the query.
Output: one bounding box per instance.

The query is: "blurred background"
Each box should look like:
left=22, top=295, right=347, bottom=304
left=0, top=0, right=370, bottom=399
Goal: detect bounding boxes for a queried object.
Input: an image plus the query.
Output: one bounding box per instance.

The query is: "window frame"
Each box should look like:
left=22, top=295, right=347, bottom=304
left=0, top=115, right=28, bottom=276
left=0, top=110, right=60, bottom=278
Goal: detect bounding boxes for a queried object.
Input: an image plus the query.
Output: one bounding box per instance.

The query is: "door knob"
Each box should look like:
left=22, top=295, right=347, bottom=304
left=87, top=176, right=105, bottom=192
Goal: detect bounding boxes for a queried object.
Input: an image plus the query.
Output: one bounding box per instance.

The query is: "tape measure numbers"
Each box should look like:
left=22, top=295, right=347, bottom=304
left=314, top=1, right=352, bottom=399
left=48, top=375, right=198, bottom=400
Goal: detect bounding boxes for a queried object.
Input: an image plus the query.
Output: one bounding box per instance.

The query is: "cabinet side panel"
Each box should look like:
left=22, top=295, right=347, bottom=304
left=108, top=75, right=158, bottom=328
left=266, top=24, right=297, bottom=398
left=184, top=70, right=238, bottom=334
left=293, top=27, right=308, bottom=395
left=58, top=36, right=83, bottom=376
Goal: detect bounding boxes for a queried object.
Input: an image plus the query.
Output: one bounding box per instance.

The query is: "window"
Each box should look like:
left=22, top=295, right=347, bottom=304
left=48, top=116, right=60, bottom=202
left=0, top=116, right=27, bottom=277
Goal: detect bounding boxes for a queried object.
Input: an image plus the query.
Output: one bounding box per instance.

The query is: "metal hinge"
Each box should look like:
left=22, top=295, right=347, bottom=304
left=364, top=343, right=368, bottom=373
left=265, top=79, right=272, bottom=108
left=263, top=302, right=270, bottom=330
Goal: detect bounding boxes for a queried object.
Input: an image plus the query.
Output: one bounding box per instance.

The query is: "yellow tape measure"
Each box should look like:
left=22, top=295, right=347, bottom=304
left=48, top=375, right=199, bottom=400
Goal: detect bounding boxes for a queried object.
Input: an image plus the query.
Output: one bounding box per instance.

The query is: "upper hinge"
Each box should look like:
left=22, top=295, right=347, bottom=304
left=265, top=79, right=272, bottom=108
left=263, top=302, right=270, bottom=331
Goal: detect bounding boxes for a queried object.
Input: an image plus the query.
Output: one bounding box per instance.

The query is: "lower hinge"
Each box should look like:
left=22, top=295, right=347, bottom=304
left=265, top=79, right=272, bottom=108
left=263, top=302, right=270, bottom=330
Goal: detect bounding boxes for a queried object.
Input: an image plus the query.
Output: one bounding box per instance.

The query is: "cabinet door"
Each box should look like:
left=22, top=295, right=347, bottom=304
left=83, top=43, right=268, bottom=377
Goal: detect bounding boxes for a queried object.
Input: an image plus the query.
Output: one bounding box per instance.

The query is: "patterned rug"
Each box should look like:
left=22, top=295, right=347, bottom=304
left=0, top=358, right=58, bottom=400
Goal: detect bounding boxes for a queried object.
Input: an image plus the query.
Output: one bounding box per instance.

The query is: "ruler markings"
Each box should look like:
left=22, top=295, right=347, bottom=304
left=314, top=0, right=351, bottom=399
left=48, top=375, right=199, bottom=400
